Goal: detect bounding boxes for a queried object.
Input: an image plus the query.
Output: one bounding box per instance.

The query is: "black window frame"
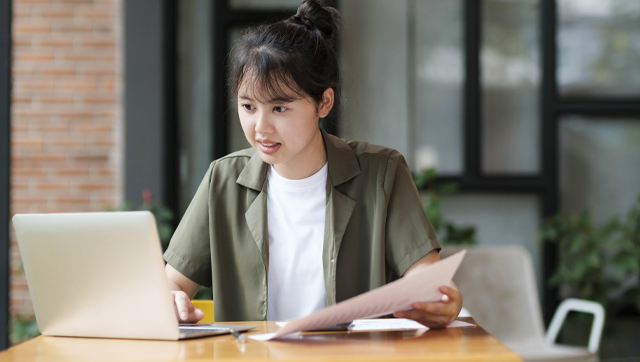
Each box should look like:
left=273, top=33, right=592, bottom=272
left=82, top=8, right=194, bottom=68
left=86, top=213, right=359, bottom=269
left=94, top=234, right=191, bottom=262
left=0, top=0, right=11, bottom=350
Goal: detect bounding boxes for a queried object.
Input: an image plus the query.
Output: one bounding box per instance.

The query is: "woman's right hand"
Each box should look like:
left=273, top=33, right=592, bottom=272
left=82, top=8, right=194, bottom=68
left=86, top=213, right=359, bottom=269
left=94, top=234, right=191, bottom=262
left=171, top=290, right=205, bottom=323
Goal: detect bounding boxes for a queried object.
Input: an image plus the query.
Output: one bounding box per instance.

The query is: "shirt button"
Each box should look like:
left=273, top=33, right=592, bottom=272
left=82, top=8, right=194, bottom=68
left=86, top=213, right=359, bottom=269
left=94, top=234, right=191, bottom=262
left=331, top=259, right=335, bottom=263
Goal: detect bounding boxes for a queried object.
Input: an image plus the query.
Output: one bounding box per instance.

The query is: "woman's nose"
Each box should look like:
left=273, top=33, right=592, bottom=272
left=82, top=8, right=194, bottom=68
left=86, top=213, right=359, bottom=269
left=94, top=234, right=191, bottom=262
left=255, top=112, right=274, bottom=134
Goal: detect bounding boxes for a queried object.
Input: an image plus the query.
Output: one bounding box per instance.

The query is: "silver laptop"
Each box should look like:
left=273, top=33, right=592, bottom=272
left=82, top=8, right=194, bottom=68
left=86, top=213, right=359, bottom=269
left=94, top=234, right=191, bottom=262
left=12, top=211, right=255, bottom=340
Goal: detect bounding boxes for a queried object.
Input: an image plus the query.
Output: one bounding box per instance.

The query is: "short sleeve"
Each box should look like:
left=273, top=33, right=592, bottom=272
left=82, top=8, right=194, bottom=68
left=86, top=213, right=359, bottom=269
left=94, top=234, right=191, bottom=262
left=384, top=153, right=441, bottom=277
left=163, top=163, right=214, bottom=287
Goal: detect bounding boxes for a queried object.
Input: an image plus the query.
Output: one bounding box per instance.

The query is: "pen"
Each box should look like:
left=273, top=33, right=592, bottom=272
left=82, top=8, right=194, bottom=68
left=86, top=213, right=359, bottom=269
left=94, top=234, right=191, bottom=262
left=230, top=329, right=247, bottom=343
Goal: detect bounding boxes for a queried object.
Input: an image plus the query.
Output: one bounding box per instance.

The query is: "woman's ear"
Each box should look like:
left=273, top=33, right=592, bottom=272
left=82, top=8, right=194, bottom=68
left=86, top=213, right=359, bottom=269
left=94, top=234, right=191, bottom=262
left=318, top=88, right=334, bottom=118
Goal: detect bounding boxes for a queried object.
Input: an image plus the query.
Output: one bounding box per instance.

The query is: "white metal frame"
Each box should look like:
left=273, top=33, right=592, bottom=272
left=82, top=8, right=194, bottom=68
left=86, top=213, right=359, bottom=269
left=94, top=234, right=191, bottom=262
left=544, top=298, right=605, bottom=354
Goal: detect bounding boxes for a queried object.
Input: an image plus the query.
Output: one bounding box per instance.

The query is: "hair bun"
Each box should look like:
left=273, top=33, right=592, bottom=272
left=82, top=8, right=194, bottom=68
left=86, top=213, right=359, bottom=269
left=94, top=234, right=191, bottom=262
left=293, top=14, right=314, bottom=29
left=293, top=0, right=342, bottom=40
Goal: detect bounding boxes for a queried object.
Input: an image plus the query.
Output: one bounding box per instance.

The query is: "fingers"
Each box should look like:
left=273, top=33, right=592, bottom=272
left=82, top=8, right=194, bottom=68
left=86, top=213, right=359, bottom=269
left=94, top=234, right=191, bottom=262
left=440, top=286, right=461, bottom=302
left=171, top=291, right=204, bottom=323
left=173, top=291, right=192, bottom=320
left=411, top=286, right=459, bottom=314
left=392, top=285, right=462, bottom=328
left=411, top=301, right=450, bottom=315
left=192, top=308, right=205, bottom=322
left=394, top=309, right=452, bottom=328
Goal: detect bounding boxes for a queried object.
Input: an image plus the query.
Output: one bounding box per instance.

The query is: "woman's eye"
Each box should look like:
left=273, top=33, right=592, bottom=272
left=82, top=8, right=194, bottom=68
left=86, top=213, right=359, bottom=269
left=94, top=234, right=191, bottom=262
left=273, top=106, right=286, bottom=113
left=241, top=104, right=254, bottom=111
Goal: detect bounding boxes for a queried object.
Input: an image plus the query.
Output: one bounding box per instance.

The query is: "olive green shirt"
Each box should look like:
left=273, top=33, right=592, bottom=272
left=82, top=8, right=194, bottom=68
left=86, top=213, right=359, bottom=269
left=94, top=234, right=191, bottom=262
left=163, top=129, right=441, bottom=322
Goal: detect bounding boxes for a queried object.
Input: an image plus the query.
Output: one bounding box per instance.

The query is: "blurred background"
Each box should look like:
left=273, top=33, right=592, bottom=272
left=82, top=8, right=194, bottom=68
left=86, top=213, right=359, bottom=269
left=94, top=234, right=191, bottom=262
left=1, top=0, right=639, bottom=358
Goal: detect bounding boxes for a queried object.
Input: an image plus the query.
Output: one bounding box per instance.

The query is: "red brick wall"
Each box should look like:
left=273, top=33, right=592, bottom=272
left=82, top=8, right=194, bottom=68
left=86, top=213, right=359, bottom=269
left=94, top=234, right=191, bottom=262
left=10, top=0, right=122, bottom=317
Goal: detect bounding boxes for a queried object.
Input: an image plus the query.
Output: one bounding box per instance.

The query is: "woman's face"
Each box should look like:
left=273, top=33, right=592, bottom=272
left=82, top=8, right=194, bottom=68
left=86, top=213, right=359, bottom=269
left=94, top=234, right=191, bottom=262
left=237, top=83, right=333, bottom=180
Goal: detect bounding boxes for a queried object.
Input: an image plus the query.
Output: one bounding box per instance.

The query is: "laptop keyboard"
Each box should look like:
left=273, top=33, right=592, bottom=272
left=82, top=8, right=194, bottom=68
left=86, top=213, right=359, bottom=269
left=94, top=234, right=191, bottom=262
left=178, top=326, right=231, bottom=339
left=179, top=327, right=228, bottom=333
left=177, top=324, right=255, bottom=339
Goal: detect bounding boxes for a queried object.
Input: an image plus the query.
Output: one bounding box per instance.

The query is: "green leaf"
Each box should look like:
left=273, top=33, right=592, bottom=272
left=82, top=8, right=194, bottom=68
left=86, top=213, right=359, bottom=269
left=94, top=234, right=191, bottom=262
left=437, top=183, right=458, bottom=196
left=194, top=286, right=213, bottom=300
left=157, top=208, right=174, bottom=221
left=597, top=217, right=620, bottom=239
left=414, top=168, right=476, bottom=247
left=584, top=251, right=600, bottom=268
left=568, top=236, right=586, bottom=255
left=10, top=315, right=40, bottom=345
left=571, top=261, right=588, bottom=280
left=541, top=226, right=558, bottom=241
left=413, top=168, right=437, bottom=188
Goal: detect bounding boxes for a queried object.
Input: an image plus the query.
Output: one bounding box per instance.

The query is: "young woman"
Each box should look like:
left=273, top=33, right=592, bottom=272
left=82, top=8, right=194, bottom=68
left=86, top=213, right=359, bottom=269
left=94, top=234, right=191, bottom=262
left=164, top=0, right=462, bottom=329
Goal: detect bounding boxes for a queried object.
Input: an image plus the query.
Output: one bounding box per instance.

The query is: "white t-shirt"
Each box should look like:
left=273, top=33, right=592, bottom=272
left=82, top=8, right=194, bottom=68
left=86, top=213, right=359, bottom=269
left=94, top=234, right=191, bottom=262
left=266, top=163, right=328, bottom=321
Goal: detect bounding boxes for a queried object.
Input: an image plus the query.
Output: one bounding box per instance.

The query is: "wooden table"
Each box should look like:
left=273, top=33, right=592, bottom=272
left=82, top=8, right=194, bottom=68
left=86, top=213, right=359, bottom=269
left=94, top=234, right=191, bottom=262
left=0, top=318, right=522, bottom=362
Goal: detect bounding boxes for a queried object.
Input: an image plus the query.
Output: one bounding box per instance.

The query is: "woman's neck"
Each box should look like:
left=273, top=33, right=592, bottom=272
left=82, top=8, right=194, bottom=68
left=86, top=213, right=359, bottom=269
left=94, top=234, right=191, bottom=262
left=272, top=129, right=327, bottom=180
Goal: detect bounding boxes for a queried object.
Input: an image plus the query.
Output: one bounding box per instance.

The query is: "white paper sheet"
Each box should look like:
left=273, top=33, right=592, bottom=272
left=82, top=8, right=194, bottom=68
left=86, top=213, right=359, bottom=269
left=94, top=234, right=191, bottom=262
left=275, top=318, right=475, bottom=331
left=250, top=250, right=467, bottom=341
left=347, top=318, right=426, bottom=331
left=348, top=318, right=474, bottom=331
left=447, top=320, right=475, bottom=328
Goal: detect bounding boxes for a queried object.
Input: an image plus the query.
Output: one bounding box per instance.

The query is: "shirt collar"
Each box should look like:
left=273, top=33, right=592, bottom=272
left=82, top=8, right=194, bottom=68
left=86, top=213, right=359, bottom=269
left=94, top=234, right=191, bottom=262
left=236, top=128, right=361, bottom=191
left=321, top=128, right=361, bottom=187
left=236, top=149, right=268, bottom=191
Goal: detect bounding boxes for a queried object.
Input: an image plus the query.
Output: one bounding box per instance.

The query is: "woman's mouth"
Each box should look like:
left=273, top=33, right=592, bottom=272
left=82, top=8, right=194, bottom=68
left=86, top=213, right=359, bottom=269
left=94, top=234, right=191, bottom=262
left=257, top=141, right=281, bottom=154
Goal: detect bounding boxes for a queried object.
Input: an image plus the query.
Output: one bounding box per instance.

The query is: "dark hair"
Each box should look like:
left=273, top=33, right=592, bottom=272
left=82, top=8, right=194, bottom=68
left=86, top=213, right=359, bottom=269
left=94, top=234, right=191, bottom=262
left=228, top=0, right=342, bottom=117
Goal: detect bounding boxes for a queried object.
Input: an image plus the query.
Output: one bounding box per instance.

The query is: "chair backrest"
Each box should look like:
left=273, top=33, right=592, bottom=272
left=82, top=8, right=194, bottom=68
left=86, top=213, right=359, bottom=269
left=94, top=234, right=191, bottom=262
left=441, top=246, right=546, bottom=346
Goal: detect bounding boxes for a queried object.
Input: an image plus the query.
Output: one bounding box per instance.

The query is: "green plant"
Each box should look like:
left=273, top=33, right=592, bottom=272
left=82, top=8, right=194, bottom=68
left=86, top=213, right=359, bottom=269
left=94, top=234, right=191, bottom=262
left=193, top=286, right=214, bottom=300
left=413, top=168, right=477, bottom=246
left=106, top=190, right=175, bottom=250
left=9, top=313, right=40, bottom=345
left=542, top=196, right=640, bottom=314
left=10, top=262, right=41, bottom=345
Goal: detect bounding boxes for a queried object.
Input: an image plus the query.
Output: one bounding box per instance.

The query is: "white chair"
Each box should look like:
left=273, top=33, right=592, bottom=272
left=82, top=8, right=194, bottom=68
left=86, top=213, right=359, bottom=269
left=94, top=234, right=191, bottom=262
left=442, top=246, right=605, bottom=362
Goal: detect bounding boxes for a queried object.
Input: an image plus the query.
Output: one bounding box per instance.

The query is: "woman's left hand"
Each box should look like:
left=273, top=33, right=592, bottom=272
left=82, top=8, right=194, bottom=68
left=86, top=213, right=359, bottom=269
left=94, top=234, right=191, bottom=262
left=392, top=285, right=462, bottom=328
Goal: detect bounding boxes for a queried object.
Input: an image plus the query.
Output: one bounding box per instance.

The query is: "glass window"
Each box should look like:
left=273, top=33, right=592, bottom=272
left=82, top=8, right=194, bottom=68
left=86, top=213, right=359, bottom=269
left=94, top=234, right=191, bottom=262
left=339, top=0, right=411, bottom=159
left=560, top=116, right=640, bottom=225
left=414, top=0, right=464, bottom=175
left=557, top=0, right=640, bottom=97
left=341, top=0, right=464, bottom=174
left=481, top=0, right=541, bottom=174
